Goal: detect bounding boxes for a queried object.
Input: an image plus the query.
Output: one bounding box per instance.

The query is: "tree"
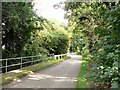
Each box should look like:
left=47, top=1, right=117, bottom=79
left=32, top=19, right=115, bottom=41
left=2, top=2, right=35, bottom=58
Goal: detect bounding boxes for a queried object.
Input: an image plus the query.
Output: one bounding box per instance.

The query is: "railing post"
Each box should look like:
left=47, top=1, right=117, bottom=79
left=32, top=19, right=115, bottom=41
left=5, top=59, right=7, bottom=73
left=31, top=57, right=33, bottom=65
left=20, top=58, right=22, bottom=69
left=54, top=55, right=56, bottom=60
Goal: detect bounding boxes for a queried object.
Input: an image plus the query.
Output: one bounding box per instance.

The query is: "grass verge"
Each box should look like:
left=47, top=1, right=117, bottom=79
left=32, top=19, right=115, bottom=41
left=1, top=56, right=70, bottom=85
left=76, top=60, right=91, bottom=89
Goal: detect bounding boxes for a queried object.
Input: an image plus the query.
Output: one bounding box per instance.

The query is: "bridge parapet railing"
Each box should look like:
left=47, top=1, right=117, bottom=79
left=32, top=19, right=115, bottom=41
left=54, top=54, right=67, bottom=60
left=0, top=54, right=67, bottom=73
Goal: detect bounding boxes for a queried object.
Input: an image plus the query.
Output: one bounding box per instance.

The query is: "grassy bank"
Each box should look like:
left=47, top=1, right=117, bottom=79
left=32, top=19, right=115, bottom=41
left=76, top=60, right=91, bottom=89
left=1, top=56, right=70, bottom=85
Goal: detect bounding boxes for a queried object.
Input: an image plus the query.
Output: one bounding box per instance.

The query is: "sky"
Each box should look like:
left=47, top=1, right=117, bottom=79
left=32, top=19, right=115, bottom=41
left=33, top=0, right=68, bottom=25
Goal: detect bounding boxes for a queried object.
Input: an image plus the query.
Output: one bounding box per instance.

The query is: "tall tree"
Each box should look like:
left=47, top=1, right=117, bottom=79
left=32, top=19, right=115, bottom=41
left=2, top=2, right=35, bottom=58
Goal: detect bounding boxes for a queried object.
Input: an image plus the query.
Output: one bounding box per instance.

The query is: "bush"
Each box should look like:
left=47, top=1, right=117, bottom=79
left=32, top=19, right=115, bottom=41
left=23, top=29, right=70, bottom=56
left=52, top=30, right=70, bottom=54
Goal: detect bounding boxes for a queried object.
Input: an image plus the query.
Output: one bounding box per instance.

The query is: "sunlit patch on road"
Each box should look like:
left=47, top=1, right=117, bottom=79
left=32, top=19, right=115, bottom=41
left=28, top=74, right=77, bottom=83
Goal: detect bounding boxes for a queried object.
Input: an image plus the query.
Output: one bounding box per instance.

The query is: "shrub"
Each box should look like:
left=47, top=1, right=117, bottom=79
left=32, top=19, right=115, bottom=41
left=23, top=29, right=70, bottom=56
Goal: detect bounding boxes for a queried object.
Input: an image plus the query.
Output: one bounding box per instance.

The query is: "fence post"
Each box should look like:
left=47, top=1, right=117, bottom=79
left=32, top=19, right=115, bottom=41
left=31, top=57, right=33, bottom=65
left=5, top=59, right=7, bottom=73
left=20, top=58, right=22, bottom=69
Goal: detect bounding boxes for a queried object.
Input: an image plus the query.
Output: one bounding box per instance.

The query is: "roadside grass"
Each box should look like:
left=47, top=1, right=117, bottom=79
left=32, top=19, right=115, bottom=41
left=1, top=56, right=70, bottom=85
left=76, top=60, right=91, bottom=89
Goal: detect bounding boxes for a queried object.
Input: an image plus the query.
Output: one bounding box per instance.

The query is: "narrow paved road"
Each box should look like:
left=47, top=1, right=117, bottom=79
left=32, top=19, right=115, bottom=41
left=3, top=53, right=82, bottom=88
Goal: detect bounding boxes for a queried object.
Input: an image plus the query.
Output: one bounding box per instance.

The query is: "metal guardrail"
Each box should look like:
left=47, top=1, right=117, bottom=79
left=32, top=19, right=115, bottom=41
left=0, top=54, right=67, bottom=73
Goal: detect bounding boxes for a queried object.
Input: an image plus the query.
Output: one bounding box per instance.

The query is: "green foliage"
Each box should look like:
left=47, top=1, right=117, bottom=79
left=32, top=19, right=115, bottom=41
left=52, top=30, right=70, bottom=54
left=23, top=29, right=70, bottom=56
left=91, top=4, right=120, bottom=88
left=65, top=2, right=120, bottom=88
left=2, top=2, right=70, bottom=58
left=2, top=2, right=35, bottom=58
left=23, top=30, right=49, bottom=56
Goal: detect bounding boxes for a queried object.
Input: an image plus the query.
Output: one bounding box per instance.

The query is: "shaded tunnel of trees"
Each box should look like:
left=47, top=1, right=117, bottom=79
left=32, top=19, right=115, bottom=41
left=1, top=1, right=120, bottom=88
